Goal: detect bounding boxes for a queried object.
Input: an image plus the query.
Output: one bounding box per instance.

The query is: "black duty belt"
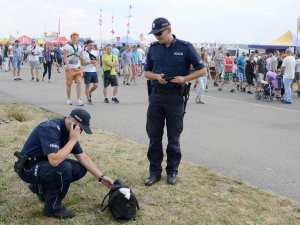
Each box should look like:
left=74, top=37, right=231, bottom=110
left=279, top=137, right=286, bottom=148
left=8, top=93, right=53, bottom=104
left=152, top=88, right=182, bottom=95
left=28, top=156, right=46, bottom=162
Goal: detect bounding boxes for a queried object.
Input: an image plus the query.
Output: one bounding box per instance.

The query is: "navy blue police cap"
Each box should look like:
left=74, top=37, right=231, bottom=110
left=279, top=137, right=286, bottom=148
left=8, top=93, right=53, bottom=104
left=70, top=108, right=92, bottom=134
left=148, top=17, right=171, bottom=35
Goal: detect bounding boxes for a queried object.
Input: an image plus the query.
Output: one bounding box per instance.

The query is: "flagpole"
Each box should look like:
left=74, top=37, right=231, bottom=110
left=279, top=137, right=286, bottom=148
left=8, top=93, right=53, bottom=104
left=58, top=18, right=60, bottom=38
left=127, top=4, right=133, bottom=45
left=111, top=12, right=114, bottom=42
left=99, top=9, right=103, bottom=48
left=297, top=18, right=299, bottom=54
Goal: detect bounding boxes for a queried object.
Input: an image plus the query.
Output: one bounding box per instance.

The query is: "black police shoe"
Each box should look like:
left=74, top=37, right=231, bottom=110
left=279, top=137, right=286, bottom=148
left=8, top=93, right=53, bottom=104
left=144, top=175, right=161, bottom=186
left=44, top=207, right=76, bottom=219
left=167, top=174, right=178, bottom=185
left=28, top=184, right=45, bottom=202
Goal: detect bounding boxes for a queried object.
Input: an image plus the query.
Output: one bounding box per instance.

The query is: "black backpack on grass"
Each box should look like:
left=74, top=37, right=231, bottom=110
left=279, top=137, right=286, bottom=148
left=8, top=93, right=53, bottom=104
left=100, top=179, right=139, bottom=221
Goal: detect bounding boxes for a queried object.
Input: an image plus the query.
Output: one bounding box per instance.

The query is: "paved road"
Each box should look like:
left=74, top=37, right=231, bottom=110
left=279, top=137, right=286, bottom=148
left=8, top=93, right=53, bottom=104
left=1, top=64, right=300, bottom=201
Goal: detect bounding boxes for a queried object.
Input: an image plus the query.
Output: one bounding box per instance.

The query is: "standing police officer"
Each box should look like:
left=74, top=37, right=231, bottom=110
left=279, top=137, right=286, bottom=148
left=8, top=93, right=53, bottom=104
left=17, top=108, right=113, bottom=219
left=144, top=18, right=206, bottom=186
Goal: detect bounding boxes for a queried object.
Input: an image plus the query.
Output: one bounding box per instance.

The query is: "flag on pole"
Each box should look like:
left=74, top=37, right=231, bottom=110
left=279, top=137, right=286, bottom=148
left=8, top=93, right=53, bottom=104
left=298, top=18, right=300, bottom=33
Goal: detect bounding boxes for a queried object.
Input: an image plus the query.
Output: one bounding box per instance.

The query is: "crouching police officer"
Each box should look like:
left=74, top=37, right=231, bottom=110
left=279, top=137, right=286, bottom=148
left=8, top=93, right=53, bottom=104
left=15, top=108, right=113, bottom=219
left=144, top=18, right=206, bottom=186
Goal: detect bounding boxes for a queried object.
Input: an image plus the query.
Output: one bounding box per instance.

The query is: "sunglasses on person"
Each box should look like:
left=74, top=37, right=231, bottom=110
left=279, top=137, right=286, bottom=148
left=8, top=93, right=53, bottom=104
left=154, top=28, right=168, bottom=36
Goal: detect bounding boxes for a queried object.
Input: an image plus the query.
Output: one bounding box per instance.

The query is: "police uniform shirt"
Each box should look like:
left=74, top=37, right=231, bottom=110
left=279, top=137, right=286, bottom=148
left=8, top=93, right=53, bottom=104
left=21, top=118, right=83, bottom=158
left=144, top=35, right=204, bottom=89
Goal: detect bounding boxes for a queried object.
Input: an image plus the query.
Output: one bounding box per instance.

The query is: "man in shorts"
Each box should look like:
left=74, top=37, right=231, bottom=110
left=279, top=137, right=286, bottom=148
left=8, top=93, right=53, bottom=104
left=237, top=54, right=246, bottom=92
left=81, top=40, right=99, bottom=105
left=26, top=39, right=41, bottom=81
left=54, top=44, right=63, bottom=73
left=63, top=32, right=84, bottom=106
left=12, top=40, right=23, bottom=81
left=121, top=45, right=133, bottom=85
left=218, top=52, right=235, bottom=92
left=213, top=47, right=224, bottom=87
left=102, top=45, right=119, bottom=103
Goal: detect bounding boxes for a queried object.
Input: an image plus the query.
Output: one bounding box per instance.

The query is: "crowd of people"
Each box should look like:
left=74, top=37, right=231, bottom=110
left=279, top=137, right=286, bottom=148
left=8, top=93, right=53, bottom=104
left=1, top=35, right=300, bottom=105
left=194, top=47, right=300, bottom=104
left=0, top=40, right=64, bottom=82
left=0, top=33, right=147, bottom=106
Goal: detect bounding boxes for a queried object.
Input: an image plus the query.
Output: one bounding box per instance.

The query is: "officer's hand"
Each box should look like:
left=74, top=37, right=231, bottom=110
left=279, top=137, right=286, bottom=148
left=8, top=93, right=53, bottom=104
left=157, top=73, right=167, bottom=84
left=171, top=76, right=186, bottom=84
left=101, top=176, right=114, bottom=188
left=69, top=122, right=81, bottom=142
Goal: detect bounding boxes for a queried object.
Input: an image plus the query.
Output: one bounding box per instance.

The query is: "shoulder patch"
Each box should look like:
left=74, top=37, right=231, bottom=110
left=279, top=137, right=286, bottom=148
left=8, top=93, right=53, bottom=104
left=176, top=39, right=190, bottom=45
left=150, top=41, right=160, bottom=46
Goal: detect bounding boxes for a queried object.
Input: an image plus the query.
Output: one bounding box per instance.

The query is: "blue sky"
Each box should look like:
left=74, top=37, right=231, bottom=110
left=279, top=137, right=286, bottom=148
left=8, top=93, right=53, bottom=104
left=1, top=0, right=299, bottom=44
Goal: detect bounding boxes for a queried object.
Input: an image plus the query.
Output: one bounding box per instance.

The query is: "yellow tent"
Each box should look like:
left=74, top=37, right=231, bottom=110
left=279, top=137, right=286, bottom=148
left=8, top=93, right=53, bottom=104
left=37, top=39, right=45, bottom=45
left=248, top=30, right=299, bottom=53
left=0, top=38, right=9, bottom=44
left=267, top=30, right=294, bottom=46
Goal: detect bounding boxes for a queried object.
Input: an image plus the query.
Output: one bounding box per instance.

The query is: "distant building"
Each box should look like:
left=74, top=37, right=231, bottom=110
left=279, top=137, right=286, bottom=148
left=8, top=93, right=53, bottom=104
left=44, top=32, right=58, bottom=42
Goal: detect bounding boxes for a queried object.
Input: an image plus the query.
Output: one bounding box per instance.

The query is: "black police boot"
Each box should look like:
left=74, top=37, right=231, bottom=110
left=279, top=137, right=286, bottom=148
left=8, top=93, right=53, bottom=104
left=144, top=175, right=161, bottom=186
left=167, top=174, right=178, bottom=185
left=28, top=183, right=45, bottom=202
left=44, top=207, right=76, bottom=219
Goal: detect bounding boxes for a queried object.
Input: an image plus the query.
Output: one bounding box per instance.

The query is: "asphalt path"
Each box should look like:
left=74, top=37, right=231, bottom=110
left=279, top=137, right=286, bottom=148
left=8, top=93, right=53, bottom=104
left=1, top=63, right=300, bottom=201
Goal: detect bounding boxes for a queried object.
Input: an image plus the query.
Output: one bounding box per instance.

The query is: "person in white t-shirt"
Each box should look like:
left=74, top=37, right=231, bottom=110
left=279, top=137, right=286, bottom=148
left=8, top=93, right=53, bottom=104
left=26, top=39, right=41, bottom=81
left=38, top=44, right=44, bottom=68
left=295, top=54, right=300, bottom=96
left=81, top=40, right=99, bottom=105
left=266, top=53, right=272, bottom=71
left=8, top=43, right=14, bottom=71
left=281, top=49, right=296, bottom=104
left=63, top=32, right=84, bottom=106
left=137, top=44, right=145, bottom=75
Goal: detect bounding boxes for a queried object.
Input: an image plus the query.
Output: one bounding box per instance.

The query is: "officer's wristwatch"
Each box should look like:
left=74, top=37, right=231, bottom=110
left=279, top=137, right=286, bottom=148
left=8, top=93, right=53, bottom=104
left=98, top=175, right=104, bottom=182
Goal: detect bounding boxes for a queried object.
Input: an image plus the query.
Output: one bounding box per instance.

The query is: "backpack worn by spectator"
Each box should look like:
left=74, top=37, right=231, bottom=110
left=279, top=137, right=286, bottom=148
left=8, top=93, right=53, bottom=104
left=100, top=179, right=139, bottom=221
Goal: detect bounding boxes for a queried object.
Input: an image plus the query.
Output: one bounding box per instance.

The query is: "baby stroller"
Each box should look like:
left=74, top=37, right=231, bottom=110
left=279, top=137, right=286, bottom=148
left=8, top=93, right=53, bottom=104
left=255, top=71, right=278, bottom=102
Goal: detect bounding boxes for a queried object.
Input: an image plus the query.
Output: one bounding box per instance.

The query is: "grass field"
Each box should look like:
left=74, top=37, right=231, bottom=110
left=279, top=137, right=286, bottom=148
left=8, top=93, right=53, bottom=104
left=0, top=103, right=300, bottom=225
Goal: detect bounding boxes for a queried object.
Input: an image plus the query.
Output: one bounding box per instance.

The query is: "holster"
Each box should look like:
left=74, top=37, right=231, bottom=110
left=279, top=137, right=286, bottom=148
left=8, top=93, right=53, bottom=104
left=14, top=151, right=28, bottom=177
left=182, top=82, right=191, bottom=111
left=147, top=80, right=152, bottom=96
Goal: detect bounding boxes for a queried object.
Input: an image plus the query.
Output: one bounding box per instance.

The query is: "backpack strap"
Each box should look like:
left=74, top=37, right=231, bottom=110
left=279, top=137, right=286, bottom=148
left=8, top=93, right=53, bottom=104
left=87, top=51, right=97, bottom=60
left=131, top=191, right=140, bottom=210
left=100, top=192, right=110, bottom=212
left=67, top=43, right=79, bottom=57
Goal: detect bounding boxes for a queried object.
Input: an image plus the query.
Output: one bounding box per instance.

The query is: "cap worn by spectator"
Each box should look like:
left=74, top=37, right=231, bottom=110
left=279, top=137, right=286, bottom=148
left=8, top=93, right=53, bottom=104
left=70, top=32, right=80, bottom=38
left=70, top=108, right=92, bottom=134
left=148, top=17, right=171, bottom=35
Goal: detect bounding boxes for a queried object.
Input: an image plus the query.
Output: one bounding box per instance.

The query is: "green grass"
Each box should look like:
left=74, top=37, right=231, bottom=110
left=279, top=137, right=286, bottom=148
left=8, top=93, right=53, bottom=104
left=0, top=103, right=300, bottom=225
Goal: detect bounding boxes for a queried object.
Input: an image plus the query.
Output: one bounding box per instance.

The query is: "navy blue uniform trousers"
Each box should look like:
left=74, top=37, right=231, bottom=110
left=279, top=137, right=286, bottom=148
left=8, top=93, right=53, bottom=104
left=146, top=93, right=185, bottom=176
left=21, top=158, right=87, bottom=213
